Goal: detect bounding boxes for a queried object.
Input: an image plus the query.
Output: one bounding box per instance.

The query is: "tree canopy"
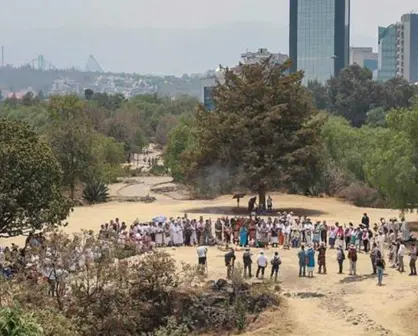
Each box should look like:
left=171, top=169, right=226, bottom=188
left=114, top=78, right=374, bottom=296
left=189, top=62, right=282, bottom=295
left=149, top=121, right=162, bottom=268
left=320, top=102, right=418, bottom=210
left=0, top=118, right=72, bottom=237
left=309, top=64, right=418, bottom=127
left=176, top=59, right=322, bottom=204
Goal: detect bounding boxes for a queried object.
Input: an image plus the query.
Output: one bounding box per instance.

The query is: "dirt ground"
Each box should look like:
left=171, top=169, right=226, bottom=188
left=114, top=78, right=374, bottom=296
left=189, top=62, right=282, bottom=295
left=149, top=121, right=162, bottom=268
left=2, top=178, right=418, bottom=335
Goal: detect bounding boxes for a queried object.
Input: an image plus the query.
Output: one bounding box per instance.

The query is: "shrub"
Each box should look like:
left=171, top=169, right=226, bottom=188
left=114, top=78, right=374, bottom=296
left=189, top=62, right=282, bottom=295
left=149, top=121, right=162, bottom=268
left=154, top=317, right=191, bottom=336
left=124, top=166, right=143, bottom=177
left=32, top=309, right=77, bottom=336
left=82, top=180, right=109, bottom=204
left=113, top=242, right=138, bottom=260
left=0, top=307, right=43, bottom=336
left=337, top=181, right=387, bottom=207
left=149, top=164, right=168, bottom=176
left=2, top=231, right=282, bottom=336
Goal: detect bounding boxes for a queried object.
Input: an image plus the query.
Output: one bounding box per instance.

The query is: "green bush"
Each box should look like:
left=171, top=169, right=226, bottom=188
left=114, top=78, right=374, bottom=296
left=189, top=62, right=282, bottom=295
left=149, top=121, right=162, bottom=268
left=113, top=242, right=138, bottom=260
left=149, top=164, right=168, bottom=176
left=82, top=180, right=109, bottom=204
left=154, top=317, right=191, bottom=336
left=0, top=307, right=43, bottom=336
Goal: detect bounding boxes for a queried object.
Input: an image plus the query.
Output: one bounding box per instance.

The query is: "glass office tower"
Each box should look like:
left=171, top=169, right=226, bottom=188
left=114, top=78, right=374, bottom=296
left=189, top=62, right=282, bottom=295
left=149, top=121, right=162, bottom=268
left=376, top=25, right=398, bottom=81
left=289, top=0, right=350, bottom=84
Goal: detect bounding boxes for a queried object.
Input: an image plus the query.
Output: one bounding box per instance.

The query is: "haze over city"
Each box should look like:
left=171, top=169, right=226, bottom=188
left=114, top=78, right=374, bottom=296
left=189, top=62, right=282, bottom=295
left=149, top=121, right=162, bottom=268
left=0, top=0, right=417, bottom=75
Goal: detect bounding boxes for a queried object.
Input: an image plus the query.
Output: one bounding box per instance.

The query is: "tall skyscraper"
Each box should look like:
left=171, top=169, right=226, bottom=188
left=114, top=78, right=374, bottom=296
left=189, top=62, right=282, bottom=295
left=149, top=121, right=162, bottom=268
left=289, top=0, right=350, bottom=85
left=376, top=24, right=399, bottom=81
left=377, top=13, right=418, bottom=83
left=398, top=13, right=418, bottom=83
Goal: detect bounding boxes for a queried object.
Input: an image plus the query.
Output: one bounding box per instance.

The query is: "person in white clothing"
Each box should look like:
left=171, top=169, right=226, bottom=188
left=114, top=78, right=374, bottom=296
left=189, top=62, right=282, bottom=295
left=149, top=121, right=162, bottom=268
left=256, top=251, right=268, bottom=279
left=398, top=242, right=406, bottom=272
left=197, top=245, right=208, bottom=274
left=377, top=231, right=385, bottom=256
left=283, top=224, right=291, bottom=249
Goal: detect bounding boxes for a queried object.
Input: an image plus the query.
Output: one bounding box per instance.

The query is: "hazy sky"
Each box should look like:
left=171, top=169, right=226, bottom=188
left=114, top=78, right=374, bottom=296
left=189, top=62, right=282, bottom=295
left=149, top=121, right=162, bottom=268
left=0, top=0, right=417, bottom=74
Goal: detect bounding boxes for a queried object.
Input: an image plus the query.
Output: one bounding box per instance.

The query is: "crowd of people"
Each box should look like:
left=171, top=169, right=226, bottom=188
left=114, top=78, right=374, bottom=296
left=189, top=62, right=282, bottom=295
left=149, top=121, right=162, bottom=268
left=1, top=209, right=417, bottom=288
left=208, top=212, right=417, bottom=285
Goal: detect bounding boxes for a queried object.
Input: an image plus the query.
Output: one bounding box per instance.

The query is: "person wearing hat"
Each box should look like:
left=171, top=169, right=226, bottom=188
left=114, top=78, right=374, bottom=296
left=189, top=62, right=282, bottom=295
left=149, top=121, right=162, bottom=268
left=256, top=251, right=268, bottom=279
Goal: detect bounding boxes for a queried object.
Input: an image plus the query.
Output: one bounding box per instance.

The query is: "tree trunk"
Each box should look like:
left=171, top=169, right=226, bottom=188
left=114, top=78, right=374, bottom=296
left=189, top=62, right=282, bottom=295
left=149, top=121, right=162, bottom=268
left=258, top=184, right=266, bottom=212
left=70, top=181, right=75, bottom=200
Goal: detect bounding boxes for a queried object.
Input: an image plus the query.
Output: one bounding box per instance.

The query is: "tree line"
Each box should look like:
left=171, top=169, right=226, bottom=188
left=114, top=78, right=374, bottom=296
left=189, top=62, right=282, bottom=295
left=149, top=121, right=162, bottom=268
left=2, top=60, right=418, bottom=236
left=308, top=64, right=418, bottom=127
left=164, top=61, right=418, bottom=211
left=0, top=92, right=198, bottom=236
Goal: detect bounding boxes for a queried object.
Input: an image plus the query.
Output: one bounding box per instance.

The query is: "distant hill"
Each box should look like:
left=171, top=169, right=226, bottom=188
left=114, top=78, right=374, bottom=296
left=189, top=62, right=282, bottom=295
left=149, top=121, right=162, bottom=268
left=0, top=66, right=205, bottom=98
left=0, top=21, right=375, bottom=94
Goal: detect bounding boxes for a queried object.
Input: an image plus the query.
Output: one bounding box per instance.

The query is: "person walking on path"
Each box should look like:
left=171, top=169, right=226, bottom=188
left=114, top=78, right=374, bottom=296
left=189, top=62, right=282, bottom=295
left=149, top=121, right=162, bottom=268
left=306, top=245, right=315, bottom=278
left=347, top=244, right=358, bottom=275
left=409, top=244, right=417, bottom=276
left=298, top=245, right=306, bottom=277
left=375, top=251, right=385, bottom=286
left=256, top=251, right=268, bottom=279
left=270, top=251, right=281, bottom=282
left=336, top=246, right=345, bottom=274
left=317, top=242, right=327, bottom=274
left=243, top=248, right=253, bottom=278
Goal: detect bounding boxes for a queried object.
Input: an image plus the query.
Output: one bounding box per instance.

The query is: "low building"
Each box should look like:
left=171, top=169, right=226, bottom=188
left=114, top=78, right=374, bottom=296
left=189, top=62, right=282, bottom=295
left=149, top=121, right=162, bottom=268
left=350, top=47, right=378, bottom=72
left=201, top=49, right=288, bottom=110
left=241, top=48, right=288, bottom=65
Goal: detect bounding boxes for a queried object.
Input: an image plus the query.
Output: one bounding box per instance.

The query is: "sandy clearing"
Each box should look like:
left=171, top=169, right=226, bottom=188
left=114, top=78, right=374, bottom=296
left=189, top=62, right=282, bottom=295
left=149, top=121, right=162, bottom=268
left=2, top=179, right=418, bottom=335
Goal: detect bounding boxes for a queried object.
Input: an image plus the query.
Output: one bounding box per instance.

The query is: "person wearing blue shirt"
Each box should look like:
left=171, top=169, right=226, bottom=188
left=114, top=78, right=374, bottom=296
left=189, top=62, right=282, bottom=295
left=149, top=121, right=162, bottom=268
left=306, top=245, right=315, bottom=278
left=298, top=245, right=306, bottom=277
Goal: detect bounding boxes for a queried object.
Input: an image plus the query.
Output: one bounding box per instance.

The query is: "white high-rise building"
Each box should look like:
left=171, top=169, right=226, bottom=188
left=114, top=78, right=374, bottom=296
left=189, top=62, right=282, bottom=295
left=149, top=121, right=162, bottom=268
left=240, top=48, right=288, bottom=65
left=377, top=13, right=418, bottom=82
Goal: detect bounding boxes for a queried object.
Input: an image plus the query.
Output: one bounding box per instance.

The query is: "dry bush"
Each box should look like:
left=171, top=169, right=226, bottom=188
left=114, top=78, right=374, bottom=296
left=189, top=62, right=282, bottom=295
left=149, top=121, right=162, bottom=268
left=337, top=181, right=387, bottom=207
left=1, top=231, right=281, bottom=335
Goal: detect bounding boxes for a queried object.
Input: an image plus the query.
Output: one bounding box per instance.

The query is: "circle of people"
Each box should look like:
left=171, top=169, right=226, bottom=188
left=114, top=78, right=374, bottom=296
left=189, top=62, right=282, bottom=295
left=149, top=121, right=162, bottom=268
left=3, top=212, right=416, bottom=287
left=94, top=212, right=417, bottom=286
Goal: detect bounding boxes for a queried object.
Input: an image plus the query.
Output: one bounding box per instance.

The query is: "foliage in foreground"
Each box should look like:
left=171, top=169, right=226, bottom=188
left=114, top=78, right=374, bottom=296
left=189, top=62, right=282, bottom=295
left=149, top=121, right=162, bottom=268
left=0, top=118, right=73, bottom=237
left=1, top=231, right=281, bottom=336
left=0, top=307, right=43, bottom=336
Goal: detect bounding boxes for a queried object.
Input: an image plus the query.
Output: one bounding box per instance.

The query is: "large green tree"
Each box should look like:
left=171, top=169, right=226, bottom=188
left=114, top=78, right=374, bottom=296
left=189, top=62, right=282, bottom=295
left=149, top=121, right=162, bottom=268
left=307, top=80, right=329, bottom=110
left=0, top=118, right=72, bottom=237
left=365, top=107, right=418, bottom=209
left=164, top=116, right=197, bottom=181
left=327, top=64, right=377, bottom=127
left=47, top=95, right=95, bottom=199
left=181, top=59, right=322, bottom=205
